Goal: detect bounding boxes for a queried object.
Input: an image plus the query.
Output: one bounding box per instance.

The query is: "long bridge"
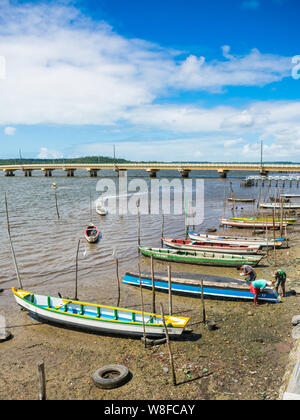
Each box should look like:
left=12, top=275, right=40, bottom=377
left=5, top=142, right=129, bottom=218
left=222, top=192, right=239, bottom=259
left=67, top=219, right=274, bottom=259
left=1, top=162, right=300, bottom=178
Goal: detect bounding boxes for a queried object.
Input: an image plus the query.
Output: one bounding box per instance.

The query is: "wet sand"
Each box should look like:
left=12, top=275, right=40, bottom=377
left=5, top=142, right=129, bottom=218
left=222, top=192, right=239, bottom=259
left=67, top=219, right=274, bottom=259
left=1, top=226, right=300, bottom=400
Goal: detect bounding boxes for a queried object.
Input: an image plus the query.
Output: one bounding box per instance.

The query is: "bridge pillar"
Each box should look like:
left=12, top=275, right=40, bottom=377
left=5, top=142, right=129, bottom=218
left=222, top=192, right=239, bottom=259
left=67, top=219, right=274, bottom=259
left=4, top=170, right=15, bottom=177
left=178, top=169, right=190, bottom=178
left=218, top=169, right=229, bottom=178
left=65, top=169, right=75, bottom=177
left=87, top=169, right=98, bottom=177
left=146, top=169, right=159, bottom=178
left=24, top=169, right=32, bottom=177
left=114, top=169, right=127, bottom=177
left=42, top=169, right=53, bottom=177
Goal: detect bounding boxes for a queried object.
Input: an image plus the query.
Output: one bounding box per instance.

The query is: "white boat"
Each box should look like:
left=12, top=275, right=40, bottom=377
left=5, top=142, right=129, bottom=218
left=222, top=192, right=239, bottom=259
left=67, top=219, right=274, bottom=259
left=12, top=288, right=189, bottom=337
left=96, top=199, right=108, bottom=216
left=259, top=201, right=300, bottom=209
left=280, top=194, right=300, bottom=198
left=188, top=232, right=285, bottom=248
left=220, top=217, right=288, bottom=229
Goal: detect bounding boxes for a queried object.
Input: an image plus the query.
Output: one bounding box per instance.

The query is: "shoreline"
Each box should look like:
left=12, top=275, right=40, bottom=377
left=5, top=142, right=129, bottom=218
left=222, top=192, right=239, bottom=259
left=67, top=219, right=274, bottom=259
left=1, top=223, right=300, bottom=400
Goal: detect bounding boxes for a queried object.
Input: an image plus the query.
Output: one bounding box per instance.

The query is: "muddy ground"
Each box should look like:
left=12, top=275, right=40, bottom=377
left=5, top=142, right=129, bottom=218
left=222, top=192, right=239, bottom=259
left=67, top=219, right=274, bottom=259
left=0, top=226, right=300, bottom=400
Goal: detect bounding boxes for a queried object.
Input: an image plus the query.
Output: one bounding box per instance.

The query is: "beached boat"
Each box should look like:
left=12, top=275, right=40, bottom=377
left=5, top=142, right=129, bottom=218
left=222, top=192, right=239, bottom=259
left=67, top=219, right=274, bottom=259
left=123, top=272, right=280, bottom=303
left=227, top=198, right=255, bottom=203
left=162, top=237, right=261, bottom=255
left=84, top=224, right=100, bottom=243
left=259, top=202, right=300, bottom=209
left=12, top=288, right=189, bottom=337
left=280, top=193, right=300, bottom=198
left=220, top=218, right=288, bottom=229
left=188, top=232, right=285, bottom=248
left=229, top=217, right=296, bottom=225
left=139, top=246, right=264, bottom=267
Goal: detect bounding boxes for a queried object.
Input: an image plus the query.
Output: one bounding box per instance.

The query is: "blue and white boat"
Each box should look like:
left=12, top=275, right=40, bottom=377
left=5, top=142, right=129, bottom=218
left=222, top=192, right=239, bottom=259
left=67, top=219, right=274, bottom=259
left=123, top=272, right=281, bottom=303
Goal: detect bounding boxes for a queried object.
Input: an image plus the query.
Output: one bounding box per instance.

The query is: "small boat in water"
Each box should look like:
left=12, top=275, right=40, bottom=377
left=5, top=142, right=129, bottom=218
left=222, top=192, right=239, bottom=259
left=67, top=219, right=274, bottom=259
left=139, top=246, right=264, bottom=267
left=12, top=288, right=190, bottom=337
left=123, top=272, right=280, bottom=303
left=162, top=237, right=261, bottom=255
left=220, top=218, right=288, bottom=229
left=96, top=199, right=108, bottom=216
left=84, top=224, right=100, bottom=243
left=188, top=232, right=285, bottom=248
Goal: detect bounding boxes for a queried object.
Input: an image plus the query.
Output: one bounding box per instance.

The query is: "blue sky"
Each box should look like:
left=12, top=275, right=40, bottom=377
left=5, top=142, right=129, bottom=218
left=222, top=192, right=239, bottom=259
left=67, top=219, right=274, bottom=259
left=0, top=0, right=299, bottom=161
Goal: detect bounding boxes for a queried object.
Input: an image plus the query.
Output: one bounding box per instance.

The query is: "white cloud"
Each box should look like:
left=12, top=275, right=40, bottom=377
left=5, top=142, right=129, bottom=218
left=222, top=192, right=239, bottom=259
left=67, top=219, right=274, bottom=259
left=4, top=126, right=16, bottom=135
left=0, top=1, right=293, bottom=127
left=37, top=147, right=63, bottom=159
left=224, top=138, right=244, bottom=147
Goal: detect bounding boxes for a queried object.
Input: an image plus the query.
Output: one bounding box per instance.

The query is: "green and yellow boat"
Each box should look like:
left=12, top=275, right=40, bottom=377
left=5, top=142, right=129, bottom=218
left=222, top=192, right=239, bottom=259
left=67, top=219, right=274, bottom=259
left=229, top=217, right=296, bottom=225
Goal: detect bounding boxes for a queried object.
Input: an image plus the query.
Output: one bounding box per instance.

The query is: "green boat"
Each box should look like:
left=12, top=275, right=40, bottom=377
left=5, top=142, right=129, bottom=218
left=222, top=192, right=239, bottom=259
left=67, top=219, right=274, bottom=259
left=139, top=246, right=264, bottom=267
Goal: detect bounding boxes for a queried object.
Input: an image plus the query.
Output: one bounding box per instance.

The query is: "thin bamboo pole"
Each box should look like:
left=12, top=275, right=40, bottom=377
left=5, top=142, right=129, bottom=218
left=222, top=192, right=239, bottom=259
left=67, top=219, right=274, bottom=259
left=151, top=255, right=156, bottom=313
left=37, top=362, right=46, bottom=400
left=160, top=303, right=176, bottom=386
left=201, top=279, right=206, bottom=324
left=138, top=261, right=147, bottom=348
left=115, top=257, right=120, bottom=307
left=161, top=211, right=164, bottom=247
left=272, top=208, right=276, bottom=265
left=74, top=239, right=80, bottom=300
left=167, top=265, right=172, bottom=316
left=54, top=192, right=60, bottom=220
left=4, top=193, right=22, bottom=289
left=137, top=199, right=141, bottom=253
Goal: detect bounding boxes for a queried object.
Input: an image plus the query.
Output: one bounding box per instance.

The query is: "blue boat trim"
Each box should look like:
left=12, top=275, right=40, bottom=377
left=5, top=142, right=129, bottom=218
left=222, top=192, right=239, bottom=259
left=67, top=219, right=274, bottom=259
left=123, top=273, right=280, bottom=303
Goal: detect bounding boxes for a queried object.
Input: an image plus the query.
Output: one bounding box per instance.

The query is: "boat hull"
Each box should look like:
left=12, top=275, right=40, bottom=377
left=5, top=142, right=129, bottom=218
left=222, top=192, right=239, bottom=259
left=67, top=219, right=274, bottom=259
left=188, top=232, right=284, bottom=248
left=162, top=238, right=260, bottom=255
left=220, top=218, right=287, bottom=229
left=139, top=246, right=263, bottom=267
left=259, top=202, right=300, bottom=209
left=12, top=289, right=188, bottom=337
left=84, top=224, right=100, bottom=243
left=123, top=273, right=280, bottom=303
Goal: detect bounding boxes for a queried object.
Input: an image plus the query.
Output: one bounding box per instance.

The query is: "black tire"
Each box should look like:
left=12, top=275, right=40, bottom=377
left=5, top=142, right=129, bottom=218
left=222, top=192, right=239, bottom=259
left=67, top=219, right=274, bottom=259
left=92, top=365, right=131, bottom=389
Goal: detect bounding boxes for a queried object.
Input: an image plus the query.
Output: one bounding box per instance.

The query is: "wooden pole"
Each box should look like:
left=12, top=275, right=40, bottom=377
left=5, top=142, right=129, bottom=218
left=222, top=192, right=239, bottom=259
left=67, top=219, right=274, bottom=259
left=137, top=199, right=141, bottom=253
left=115, top=257, right=120, bottom=307
left=151, top=255, right=156, bottom=313
left=160, top=303, right=176, bottom=386
left=201, top=279, right=206, bottom=324
left=138, top=261, right=147, bottom=348
left=74, top=239, right=80, bottom=301
left=272, top=208, right=276, bottom=265
left=4, top=193, right=22, bottom=289
left=89, top=193, right=93, bottom=224
left=167, top=265, right=172, bottom=316
left=37, top=362, right=46, bottom=400
left=54, top=192, right=60, bottom=220
left=280, top=198, right=283, bottom=236
left=161, top=211, right=164, bottom=247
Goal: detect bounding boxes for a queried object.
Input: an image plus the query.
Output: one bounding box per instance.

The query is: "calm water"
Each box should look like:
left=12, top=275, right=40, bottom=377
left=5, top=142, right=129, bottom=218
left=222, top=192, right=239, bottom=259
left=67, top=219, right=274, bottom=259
left=0, top=169, right=298, bottom=300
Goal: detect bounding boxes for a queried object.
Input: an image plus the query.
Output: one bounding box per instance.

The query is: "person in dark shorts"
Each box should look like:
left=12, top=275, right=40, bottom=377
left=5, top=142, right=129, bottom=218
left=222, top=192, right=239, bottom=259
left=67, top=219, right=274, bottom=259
left=272, top=269, right=286, bottom=297
left=237, top=265, right=256, bottom=284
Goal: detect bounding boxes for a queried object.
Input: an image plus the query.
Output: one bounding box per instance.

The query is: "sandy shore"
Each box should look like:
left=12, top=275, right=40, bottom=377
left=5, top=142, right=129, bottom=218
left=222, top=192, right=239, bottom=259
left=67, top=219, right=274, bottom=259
left=0, top=226, right=300, bottom=400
